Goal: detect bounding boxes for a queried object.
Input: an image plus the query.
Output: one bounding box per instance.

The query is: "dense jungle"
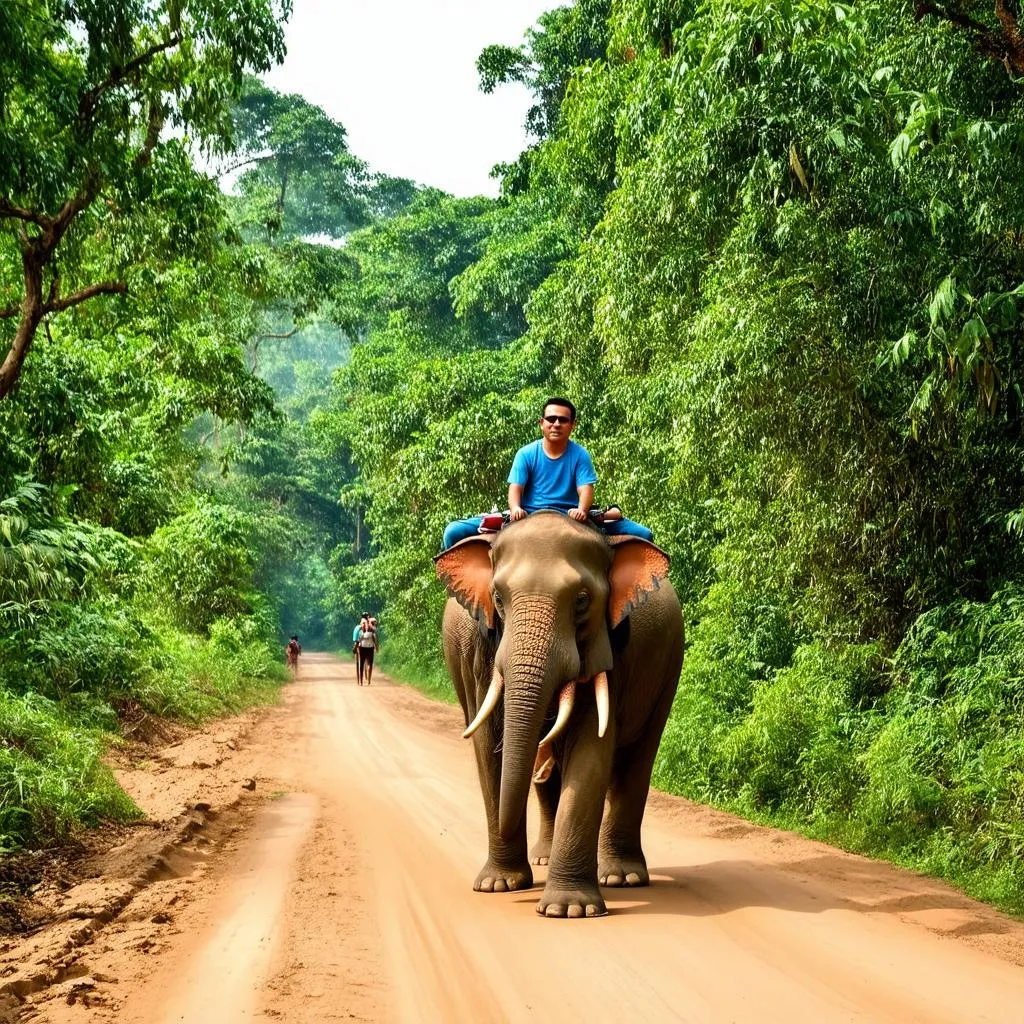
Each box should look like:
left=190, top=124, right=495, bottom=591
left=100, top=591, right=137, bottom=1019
left=3, top=0, right=1024, bottom=916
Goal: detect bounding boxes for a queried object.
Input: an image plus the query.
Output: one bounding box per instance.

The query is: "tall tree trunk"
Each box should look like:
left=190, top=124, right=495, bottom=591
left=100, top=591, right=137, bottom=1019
left=0, top=253, right=45, bottom=399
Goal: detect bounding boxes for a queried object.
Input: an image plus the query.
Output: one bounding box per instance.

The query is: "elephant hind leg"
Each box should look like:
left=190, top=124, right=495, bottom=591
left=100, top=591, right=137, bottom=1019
left=598, top=688, right=677, bottom=888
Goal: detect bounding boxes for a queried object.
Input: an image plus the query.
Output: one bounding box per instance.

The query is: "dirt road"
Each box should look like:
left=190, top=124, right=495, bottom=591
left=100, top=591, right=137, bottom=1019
left=11, top=652, right=1024, bottom=1023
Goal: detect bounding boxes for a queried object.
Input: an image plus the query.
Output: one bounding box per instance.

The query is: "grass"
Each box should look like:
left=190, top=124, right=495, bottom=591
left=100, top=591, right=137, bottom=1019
left=0, top=613, right=288, bottom=852
left=0, top=690, right=141, bottom=852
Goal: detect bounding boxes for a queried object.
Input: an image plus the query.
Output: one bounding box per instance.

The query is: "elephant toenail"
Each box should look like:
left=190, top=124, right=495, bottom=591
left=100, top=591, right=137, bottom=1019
left=545, top=904, right=564, bottom=917
left=626, top=872, right=641, bottom=885
left=586, top=904, right=604, bottom=917
left=494, top=879, right=508, bottom=892
left=567, top=905, right=584, bottom=918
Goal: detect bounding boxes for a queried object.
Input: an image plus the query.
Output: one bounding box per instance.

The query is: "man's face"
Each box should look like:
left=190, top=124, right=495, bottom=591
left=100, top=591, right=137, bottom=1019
left=540, top=404, right=576, bottom=444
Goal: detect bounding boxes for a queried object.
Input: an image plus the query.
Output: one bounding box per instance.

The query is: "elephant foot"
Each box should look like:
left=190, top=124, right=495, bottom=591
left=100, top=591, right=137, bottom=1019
left=536, top=881, right=607, bottom=918
left=473, top=860, right=533, bottom=893
left=598, top=853, right=649, bottom=888
left=529, top=839, right=552, bottom=865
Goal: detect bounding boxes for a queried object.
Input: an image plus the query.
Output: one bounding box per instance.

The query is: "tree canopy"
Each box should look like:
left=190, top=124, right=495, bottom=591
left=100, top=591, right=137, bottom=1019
left=0, top=0, right=290, bottom=397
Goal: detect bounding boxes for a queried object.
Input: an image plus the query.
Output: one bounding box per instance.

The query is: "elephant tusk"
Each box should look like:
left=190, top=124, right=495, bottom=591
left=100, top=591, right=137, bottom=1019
left=463, top=668, right=504, bottom=739
left=594, top=671, right=610, bottom=739
left=538, top=679, right=576, bottom=748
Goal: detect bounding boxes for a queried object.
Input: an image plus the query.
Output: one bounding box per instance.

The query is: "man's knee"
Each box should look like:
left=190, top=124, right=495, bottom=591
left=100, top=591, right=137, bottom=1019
left=443, top=517, right=483, bottom=549
left=606, top=518, right=654, bottom=542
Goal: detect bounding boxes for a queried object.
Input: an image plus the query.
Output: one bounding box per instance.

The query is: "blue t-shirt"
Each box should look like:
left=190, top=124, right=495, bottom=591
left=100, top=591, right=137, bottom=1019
left=508, top=440, right=597, bottom=514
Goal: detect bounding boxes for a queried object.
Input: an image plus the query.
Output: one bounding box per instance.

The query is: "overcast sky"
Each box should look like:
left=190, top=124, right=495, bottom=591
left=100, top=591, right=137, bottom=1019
left=263, top=0, right=555, bottom=197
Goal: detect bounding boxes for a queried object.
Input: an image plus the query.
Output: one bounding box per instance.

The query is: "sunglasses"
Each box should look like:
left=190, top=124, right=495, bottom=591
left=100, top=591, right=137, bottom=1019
left=542, top=415, right=573, bottom=425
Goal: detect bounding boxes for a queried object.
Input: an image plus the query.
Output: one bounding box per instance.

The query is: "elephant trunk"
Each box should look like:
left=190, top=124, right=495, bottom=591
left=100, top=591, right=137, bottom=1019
left=497, top=596, right=574, bottom=840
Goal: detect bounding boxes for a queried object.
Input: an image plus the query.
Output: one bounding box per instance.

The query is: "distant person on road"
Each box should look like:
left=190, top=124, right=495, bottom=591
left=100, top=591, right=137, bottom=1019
left=356, top=617, right=379, bottom=687
left=353, top=615, right=368, bottom=666
left=286, top=635, right=301, bottom=674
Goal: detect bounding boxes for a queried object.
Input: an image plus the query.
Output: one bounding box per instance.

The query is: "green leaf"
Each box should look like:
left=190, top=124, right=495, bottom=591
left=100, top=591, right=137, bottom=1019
left=929, top=276, right=957, bottom=327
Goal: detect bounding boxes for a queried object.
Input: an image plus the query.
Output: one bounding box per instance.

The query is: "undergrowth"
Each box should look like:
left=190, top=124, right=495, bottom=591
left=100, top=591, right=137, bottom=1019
left=375, top=647, right=457, bottom=704
left=654, top=584, right=1024, bottom=917
left=0, top=607, right=286, bottom=852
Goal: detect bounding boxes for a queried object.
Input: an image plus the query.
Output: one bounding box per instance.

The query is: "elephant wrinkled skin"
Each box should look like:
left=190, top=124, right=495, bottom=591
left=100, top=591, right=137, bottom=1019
left=435, top=512, right=684, bottom=918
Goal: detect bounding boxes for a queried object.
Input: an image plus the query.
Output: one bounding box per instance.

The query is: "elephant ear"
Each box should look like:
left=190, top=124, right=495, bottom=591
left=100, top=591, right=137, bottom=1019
left=607, top=536, right=670, bottom=628
left=434, top=536, right=495, bottom=628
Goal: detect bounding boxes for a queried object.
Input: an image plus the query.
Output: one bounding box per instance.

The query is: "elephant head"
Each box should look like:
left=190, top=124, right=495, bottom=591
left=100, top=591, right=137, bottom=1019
left=435, top=512, right=670, bottom=839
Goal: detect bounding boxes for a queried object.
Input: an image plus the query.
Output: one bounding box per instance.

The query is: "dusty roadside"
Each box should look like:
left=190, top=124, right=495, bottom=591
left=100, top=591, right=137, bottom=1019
left=0, top=674, right=315, bottom=1022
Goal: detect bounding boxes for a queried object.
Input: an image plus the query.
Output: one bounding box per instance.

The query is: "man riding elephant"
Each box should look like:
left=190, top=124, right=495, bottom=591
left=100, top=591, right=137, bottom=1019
left=442, top=398, right=652, bottom=549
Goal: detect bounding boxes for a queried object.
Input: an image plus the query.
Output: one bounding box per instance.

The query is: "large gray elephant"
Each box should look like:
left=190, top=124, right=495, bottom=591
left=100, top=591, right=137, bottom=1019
left=435, top=511, right=684, bottom=918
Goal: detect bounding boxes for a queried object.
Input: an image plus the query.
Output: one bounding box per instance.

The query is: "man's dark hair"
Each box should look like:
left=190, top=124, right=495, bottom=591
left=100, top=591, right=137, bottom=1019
left=541, top=396, right=577, bottom=421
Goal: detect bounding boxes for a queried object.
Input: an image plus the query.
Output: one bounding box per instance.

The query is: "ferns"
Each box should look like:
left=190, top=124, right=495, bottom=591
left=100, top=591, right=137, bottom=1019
left=0, top=479, right=110, bottom=628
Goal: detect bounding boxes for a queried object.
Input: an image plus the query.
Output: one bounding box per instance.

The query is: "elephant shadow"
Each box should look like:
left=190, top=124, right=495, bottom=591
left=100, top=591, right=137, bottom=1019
left=502, top=854, right=1013, bottom=928
left=586, top=856, right=1013, bottom=931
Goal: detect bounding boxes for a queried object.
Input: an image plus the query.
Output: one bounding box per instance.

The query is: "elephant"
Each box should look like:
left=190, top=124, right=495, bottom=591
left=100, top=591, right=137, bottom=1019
left=434, top=511, right=684, bottom=918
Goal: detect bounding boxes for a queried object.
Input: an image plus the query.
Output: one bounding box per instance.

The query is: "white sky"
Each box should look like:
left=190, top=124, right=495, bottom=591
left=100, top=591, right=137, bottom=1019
left=263, top=0, right=556, bottom=197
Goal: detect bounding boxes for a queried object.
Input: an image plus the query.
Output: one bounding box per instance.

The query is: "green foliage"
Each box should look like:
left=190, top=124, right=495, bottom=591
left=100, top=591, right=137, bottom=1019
left=0, top=0, right=292, bottom=397
left=0, top=691, right=140, bottom=853
left=477, top=0, right=611, bottom=142
left=148, top=501, right=265, bottom=633
left=0, top=480, right=107, bottom=627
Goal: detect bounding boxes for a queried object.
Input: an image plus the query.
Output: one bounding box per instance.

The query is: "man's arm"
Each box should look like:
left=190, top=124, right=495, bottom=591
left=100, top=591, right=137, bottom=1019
left=569, top=483, right=594, bottom=522
left=508, top=482, right=527, bottom=521
left=569, top=446, right=598, bottom=522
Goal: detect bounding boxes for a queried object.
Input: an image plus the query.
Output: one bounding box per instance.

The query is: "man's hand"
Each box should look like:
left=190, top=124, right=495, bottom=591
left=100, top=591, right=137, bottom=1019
left=568, top=507, right=588, bottom=522
left=509, top=505, right=528, bottom=521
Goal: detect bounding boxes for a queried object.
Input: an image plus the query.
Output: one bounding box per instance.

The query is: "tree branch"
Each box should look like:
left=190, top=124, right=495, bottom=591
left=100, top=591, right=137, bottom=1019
left=43, top=280, right=126, bottom=315
left=135, top=102, right=167, bottom=169
left=78, top=34, right=184, bottom=129
left=917, top=1, right=1024, bottom=75
left=216, top=154, right=272, bottom=178
left=259, top=328, right=300, bottom=340
left=916, top=1, right=993, bottom=35
left=0, top=197, right=45, bottom=226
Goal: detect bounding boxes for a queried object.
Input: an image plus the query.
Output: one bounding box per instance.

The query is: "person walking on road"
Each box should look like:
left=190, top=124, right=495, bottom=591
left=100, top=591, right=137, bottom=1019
left=353, top=615, right=368, bottom=674
left=286, top=635, right=301, bottom=675
left=356, top=616, right=379, bottom=686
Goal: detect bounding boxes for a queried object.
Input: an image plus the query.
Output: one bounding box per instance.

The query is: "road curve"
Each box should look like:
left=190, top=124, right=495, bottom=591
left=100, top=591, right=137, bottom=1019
left=111, top=652, right=1024, bottom=1024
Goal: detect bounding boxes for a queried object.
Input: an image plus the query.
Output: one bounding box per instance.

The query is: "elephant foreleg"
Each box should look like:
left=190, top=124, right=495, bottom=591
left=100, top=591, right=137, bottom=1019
left=537, top=700, right=613, bottom=918
left=470, top=712, right=533, bottom=893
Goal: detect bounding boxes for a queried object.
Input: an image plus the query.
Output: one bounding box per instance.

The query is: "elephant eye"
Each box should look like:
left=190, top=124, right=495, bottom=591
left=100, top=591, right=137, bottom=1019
left=574, top=591, right=591, bottom=616
left=492, top=591, right=505, bottom=616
